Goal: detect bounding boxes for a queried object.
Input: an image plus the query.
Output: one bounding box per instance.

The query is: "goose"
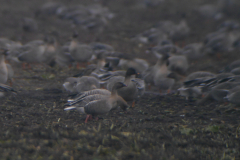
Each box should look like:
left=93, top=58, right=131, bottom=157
left=22, top=17, right=38, bottom=32
left=106, top=68, right=139, bottom=106
left=181, top=43, right=204, bottom=61
left=75, top=76, right=100, bottom=93
left=55, top=45, right=74, bottom=68
left=17, top=40, right=46, bottom=68
left=224, top=86, right=240, bottom=105
left=64, top=82, right=129, bottom=123
left=153, top=53, right=175, bottom=93
left=69, top=33, right=94, bottom=68
left=209, top=82, right=240, bottom=102
left=63, top=77, right=79, bottom=93
left=178, top=87, right=202, bottom=100
left=143, top=53, right=171, bottom=91
left=90, top=42, right=114, bottom=55
left=230, top=67, right=240, bottom=75
left=169, top=20, right=190, bottom=41
left=168, top=54, right=189, bottom=75
left=39, top=37, right=57, bottom=66
left=117, top=58, right=149, bottom=74
left=198, top=82, right=240, bottom=104
left=150, top=43, right=188, bottom=75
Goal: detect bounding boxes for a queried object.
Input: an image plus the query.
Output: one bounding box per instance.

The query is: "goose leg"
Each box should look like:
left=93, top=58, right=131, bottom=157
left=85, top=115, right=92, bottom=123
left=167, top=89, right=171, bottom=94
left=131, top=100, right=135, bottom=107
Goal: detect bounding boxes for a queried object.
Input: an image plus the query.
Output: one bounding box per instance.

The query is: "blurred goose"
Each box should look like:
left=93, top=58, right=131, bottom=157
left=17, top=40, right=46, bottom=68
left=75, top=76, right=100, bottom=93
left=106, top=68, right=139, bottom=106
left=168, top=54, right=188, bottom=75
left=224, top=86, right=240, bottom=105
left=22, top=17, right=38, bottom=32
left=90, top=42, right=114, bottom=55
left=0, top=83, right=17, bottom=97
left=178, top=87, right=202, bottom=100
left=133, top=27, right=168, bottom=44
left=169, top=20, right=190, bottom=41
left=40, top=37, right=58, bottom=66
left=69, top=33, right=94, bottom=68
left=223, top=59, right=240, bottom=72
left=185, top=71, right=216, bottom=83
left=149, top=53, right=175, bottom=93
left=150, top=43, right=188, bottom=75
left=64, top=82, right=129, bottom=123
left=63, top=77, right=79, bottom=93
left=150, top=43, right=179, bottom=56
left=196, top=4, right=223, bottom=20
left=230, top=67, right=240, bottom=75
left=182, top=43, right=204, bottom=61
left=97, top=69, right=127, bottom=81
left=117, top=58, right=149, bottom=74
left=143, top=52, right=174, bottom=93
left=167, top=72, right=186, bottom=90
left=209, top=82, right=240, bottom=102
left=0, top=48, right=8, bottom=84
left=55, top=44, right=74, bottom=67
left=36, top=2, right=64, bottom=16
left=0, top=38, right=22, bottom=63
left=204, top=29, right=240, bottom=55
left=63, top=76, right=100, bottom=93
left=217, top=20, right=240, bottom=32
left=179, top=71, right=216, bottom=100
left=131, top=75, right=146, bottom=98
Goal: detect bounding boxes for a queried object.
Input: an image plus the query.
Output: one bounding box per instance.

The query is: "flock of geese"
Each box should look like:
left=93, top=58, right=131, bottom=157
left=1, top=0, right=240, bottom=123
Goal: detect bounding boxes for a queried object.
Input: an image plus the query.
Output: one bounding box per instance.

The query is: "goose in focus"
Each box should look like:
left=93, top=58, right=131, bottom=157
left=64, top=82, right=129, bottom=123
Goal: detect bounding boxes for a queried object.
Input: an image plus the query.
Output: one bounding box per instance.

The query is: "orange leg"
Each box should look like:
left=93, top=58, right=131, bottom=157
left=131, top=100, right=135, bottom=107
left=167, top=89, right=171, bottom=94
left=85, top=115, right=93, bottom=123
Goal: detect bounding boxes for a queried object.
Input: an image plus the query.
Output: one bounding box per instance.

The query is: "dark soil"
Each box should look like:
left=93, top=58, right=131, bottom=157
left=0, top=0, right=240, bottom=159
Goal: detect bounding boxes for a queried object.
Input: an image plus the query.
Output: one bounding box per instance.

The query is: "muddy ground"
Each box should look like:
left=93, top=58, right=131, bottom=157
left=0, top=0, right=240, bottom=159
